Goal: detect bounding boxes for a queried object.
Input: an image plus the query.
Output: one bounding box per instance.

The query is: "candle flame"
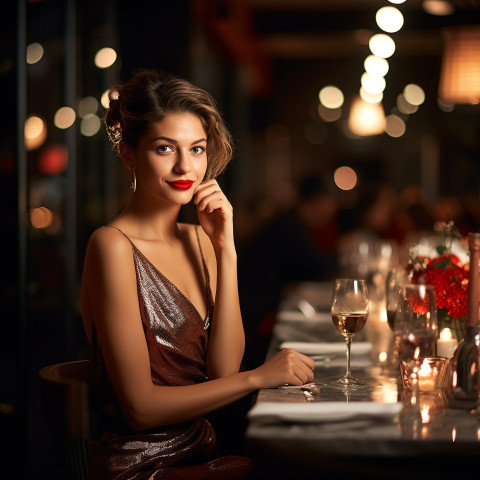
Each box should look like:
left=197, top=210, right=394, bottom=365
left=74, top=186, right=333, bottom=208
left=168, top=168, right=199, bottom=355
left=440, top=327, right=453, bottom=341
left=419, top=359, right=432, bottom=376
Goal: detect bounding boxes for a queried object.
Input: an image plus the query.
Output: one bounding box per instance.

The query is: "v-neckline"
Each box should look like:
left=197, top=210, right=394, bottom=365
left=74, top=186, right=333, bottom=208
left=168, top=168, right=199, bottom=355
left=131, top=242, right=210, bottom=322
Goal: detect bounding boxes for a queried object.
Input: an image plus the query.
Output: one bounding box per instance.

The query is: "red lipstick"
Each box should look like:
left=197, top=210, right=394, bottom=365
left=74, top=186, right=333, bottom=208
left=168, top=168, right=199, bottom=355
left=167, top=180, right=194, bottom=190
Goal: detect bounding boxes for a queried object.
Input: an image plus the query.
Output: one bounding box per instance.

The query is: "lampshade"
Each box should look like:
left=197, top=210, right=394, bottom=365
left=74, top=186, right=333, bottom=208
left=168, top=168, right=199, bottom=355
left=347, top=96, right=386, bottom=136
left=438, top=26, right=480, bottom=105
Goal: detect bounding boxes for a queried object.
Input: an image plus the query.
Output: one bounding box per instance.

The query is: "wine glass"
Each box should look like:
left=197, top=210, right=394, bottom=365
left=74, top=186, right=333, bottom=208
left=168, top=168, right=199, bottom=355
left=396, top=283, right=437, bottom=390
left=330, top=278, right=370, bottom=385
left=385, top=268, right=408, bottom=331
left=385, top=268, right=409, bottom=367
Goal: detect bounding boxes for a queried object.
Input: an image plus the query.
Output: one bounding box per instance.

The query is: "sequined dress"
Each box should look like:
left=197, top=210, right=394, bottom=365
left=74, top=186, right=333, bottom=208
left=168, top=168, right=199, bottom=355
left=88, top=226, right=252, bottom=479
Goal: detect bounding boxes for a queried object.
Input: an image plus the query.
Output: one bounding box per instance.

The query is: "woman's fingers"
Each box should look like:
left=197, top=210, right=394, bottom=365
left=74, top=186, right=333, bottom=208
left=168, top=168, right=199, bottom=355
left=194, top=180, right=232, bottom=213
left=256, top=348, right=315, bottom=388
left=285, top=350, right=315, bottom=384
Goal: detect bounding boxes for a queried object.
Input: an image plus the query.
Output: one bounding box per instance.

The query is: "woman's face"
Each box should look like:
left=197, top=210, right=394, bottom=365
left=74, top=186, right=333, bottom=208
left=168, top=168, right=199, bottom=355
left=131, top=112, right=208, bottom=205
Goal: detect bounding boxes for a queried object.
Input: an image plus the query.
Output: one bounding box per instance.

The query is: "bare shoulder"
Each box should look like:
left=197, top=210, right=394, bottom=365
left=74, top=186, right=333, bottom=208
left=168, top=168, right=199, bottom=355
left=84, top=226, right=133, bottom=266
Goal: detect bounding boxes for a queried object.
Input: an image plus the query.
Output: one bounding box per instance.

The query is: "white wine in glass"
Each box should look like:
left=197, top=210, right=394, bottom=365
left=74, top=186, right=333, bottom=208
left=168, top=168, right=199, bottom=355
left=331, top=279, right=369, bottom=385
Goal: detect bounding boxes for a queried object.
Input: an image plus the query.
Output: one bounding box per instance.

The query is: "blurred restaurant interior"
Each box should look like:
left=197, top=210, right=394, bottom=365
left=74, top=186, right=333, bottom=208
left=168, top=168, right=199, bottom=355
left=2, top=0, right=480, bottom=476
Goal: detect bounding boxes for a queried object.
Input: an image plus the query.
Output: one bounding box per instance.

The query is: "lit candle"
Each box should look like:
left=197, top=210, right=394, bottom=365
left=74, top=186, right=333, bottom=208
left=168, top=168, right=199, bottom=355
left=418, top=359, right=436, bottom=392
left=436, top=327, right=458, bottom=358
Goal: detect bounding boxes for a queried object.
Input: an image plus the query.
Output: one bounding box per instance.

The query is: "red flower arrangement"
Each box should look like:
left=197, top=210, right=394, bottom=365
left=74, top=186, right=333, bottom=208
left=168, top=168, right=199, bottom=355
left=404, top=286, right=435, bottom=316
left=408, top=253, right=469, bottom=320
left=405, top=222, right=469, bottom=340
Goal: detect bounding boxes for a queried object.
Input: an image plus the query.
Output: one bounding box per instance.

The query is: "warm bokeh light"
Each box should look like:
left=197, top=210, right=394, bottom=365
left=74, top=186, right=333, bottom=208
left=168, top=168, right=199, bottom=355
left=376, top=6, right=404, bottom=33
left=404, top=83, right=426, bottom=105
left=318, top=85, right=344, bottom=109
left=80, top=114, right=102, bottom=137
left=348, top=96, right=386, bottom=136
left=101, top=89, right=110, bottom=108
left=30, top=206, right=53, bottom=229
left=369, top=34, right=396, bottom=58
left=388, top=0, right=406, bottom=4
left=26, top=42, right=44, bottom=64
left=422, top=0, right=454, bottom=16
left=54, top=106, right=76, bottom=129
left=361, top=72, right=386, bottom=95
left=78, top=96, right=99, bottom=117
left=317, top=104, right=342, bottom=122
left=334, top=166, right=357, bottom=191
left=360, top=87, right=383, bottom=104
left=364, top=55, right=389, bottom=78
left=385, top=114, right=406, bottom=138
left=38, top=144, right=68, bottom=175
left=397, top=93, right=419, bottom=114
left=370, top=378, right=399, bottom=403
left=94, top=47, right=117, bottom=69
left=438, top=26, right=480, bottom=104
left=25, top=115, right=47, bottom=151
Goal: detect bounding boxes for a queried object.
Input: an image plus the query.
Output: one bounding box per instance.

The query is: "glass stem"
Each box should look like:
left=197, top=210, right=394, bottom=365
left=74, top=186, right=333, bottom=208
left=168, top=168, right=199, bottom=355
left=345, top=336, right=352, bottom=378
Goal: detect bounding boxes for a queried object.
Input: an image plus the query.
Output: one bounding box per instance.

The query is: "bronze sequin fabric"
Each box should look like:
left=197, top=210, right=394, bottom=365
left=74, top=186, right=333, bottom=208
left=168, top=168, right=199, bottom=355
left=88, top=226, right=252, bottom=479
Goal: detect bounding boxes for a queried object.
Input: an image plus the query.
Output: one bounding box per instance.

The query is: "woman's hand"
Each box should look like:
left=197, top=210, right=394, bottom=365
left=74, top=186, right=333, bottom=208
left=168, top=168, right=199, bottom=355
left=194, top=179, right=234, bottom=250
left=248, top=349, right=315, bottom=390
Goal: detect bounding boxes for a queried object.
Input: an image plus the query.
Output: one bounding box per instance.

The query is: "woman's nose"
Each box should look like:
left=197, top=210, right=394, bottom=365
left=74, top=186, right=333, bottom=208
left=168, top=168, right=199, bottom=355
left=174, top=152, right=192, bottom=173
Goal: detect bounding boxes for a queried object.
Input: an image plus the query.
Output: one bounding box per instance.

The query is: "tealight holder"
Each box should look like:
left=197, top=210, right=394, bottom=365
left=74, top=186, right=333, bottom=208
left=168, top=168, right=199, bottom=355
left=401, top=356, right=449, bottom=392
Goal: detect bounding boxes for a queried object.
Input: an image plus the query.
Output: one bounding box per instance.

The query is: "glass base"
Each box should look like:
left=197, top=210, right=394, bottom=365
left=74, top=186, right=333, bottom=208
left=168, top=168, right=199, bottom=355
left=337, top=375, right=366, bottom=385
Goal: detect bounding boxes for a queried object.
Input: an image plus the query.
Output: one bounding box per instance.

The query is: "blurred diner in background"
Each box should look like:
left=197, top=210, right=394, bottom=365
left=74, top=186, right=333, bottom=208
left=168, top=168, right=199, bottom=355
left=2, top=0, right=480, bottom=478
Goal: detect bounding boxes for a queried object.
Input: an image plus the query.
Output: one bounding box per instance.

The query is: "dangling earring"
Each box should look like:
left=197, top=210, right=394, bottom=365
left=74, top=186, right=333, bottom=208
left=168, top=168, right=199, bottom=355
left=130, top=166, right=136, bottom=193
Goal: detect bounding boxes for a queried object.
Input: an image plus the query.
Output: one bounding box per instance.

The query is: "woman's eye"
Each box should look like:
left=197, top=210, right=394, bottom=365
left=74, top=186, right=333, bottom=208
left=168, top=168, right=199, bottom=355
left=156, top=145, right=173, bottom=153
left=192, top=146, right=206, bottom=154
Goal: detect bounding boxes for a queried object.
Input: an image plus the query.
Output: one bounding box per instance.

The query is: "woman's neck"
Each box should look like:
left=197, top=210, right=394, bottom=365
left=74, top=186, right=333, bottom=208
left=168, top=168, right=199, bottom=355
left=113, top=196, right=183, bottom=242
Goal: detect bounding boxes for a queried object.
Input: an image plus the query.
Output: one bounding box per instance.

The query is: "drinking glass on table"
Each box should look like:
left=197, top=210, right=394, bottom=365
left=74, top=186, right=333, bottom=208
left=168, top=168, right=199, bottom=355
left=330, top=278, right=369, bottom=385
left=396, top=283, right=437, bottom=389
left=385, top=268, right=409, bottom=365
left=385, top=268, right=408, bottom=331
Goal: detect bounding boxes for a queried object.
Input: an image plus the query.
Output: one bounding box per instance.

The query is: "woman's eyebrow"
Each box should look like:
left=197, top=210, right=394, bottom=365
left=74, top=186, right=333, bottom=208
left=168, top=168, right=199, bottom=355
left=152, top=136, right=207, bottom=145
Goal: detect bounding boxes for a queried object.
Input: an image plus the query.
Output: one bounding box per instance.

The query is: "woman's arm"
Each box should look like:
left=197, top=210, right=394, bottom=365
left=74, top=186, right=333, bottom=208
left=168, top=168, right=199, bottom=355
left=194, top=180, right=246, bottom=378
left=82, top=227, right=315, bottom=432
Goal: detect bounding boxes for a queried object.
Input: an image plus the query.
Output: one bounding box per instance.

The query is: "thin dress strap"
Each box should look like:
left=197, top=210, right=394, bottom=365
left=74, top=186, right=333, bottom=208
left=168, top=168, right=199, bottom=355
left=105, top=224, right=132, bottom=244
left=105, top=224, right=214, bottom=323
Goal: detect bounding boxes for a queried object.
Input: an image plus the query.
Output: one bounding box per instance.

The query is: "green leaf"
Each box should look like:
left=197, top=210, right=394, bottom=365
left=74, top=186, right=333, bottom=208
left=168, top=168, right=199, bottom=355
left=435, top=260, right=449, bottom=269
left=436, top=245, right=447, bottom=255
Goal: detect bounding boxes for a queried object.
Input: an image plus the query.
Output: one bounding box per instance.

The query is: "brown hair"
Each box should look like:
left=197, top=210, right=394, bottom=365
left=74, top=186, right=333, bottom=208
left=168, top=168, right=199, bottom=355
left=103, top=69, right=233, bottom=180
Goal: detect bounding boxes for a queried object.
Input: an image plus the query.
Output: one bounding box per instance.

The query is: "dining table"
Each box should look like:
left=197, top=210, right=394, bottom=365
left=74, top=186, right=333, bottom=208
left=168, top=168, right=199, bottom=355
left=244, top=281, right=480, bottom=480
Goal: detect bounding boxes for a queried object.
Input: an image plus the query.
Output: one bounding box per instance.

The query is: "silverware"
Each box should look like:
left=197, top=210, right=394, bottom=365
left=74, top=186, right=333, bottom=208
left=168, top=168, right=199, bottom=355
left=304, top=390, right=315, bottom=401
left=297, top=299, right=318, bottom=318
left=277, top=382, right=321, bottom=395
left=309, top=353, right=337, bottom=362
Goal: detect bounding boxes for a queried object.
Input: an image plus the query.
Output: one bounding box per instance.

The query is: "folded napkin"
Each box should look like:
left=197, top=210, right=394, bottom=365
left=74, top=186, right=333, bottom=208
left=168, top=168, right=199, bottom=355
left=276, top=310, right=332, bottom=323
left=247, top=401, right=402, bottom=423
left=280, top=341, right=372, bottom=356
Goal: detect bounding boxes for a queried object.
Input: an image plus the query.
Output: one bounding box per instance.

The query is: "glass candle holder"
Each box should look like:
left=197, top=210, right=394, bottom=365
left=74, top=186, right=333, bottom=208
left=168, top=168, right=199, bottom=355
left=401, top=356, right=449, bottom=392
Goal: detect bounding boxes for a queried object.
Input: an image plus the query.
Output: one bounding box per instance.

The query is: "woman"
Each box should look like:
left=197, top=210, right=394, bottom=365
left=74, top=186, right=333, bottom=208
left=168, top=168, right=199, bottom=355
left=81, top=69, right=314, bottom=479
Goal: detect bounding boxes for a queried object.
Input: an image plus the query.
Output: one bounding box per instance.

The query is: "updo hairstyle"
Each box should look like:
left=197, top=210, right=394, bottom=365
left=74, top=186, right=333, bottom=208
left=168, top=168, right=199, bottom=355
left=103, top=69, right=233, bottom=180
